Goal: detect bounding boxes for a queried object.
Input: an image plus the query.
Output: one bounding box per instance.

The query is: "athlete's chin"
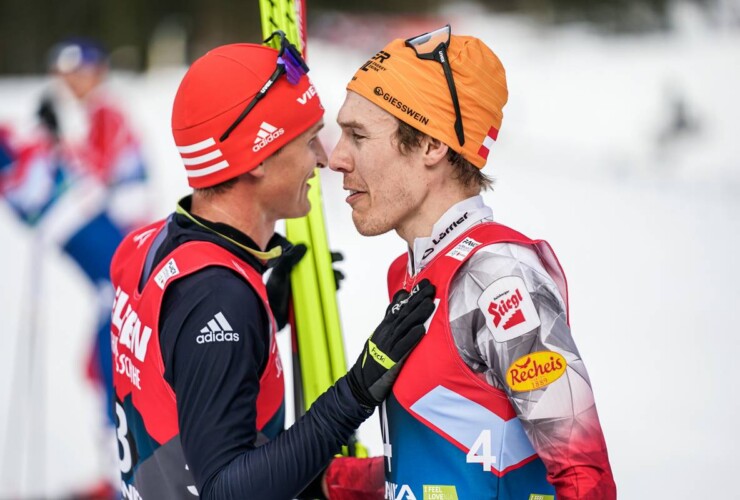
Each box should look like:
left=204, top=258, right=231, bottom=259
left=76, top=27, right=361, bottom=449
left=276, top=195, right=310, bottom=220
left=351, top=211, right=392, bottom=237
left=285, top=203, right=311, bottom=220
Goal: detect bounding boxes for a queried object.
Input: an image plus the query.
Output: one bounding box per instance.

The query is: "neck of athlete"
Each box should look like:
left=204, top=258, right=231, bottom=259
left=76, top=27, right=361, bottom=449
left=191, top=180, right=276, bottom=250
left=395, top=172, right=480, bottom=249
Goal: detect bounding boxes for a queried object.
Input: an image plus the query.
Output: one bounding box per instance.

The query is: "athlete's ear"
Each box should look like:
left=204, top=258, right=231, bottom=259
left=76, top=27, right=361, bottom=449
left=247, top=164, right=266, bottom=179
left=421, top=136, right=449, bottom=167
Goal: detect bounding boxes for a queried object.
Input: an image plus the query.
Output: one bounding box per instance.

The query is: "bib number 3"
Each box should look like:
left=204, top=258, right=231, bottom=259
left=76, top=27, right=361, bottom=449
left=116, top=402, right=132, bottom=473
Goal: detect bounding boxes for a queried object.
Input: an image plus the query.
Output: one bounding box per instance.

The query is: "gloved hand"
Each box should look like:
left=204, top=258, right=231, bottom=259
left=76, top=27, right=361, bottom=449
left=37, top=95, right=60, bottom=138
left=330, top=251, right=345, bottom=291
left=266, top=243, right=307, bottom=330
left=267, top=244, right=347, bottom=330
left=346, top=279, right=435, bottom=408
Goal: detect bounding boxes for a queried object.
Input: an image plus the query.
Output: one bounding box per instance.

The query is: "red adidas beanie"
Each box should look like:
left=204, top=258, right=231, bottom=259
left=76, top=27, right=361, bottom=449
left=172, top=43, right=324, bottom=188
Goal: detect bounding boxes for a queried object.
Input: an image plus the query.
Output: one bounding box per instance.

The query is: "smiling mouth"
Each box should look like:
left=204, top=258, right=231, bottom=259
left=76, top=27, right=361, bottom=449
left=345, top=189, right=366, bottom=204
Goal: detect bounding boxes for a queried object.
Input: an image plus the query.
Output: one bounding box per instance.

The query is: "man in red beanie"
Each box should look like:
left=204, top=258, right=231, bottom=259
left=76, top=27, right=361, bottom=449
left=331, top=26, right=616, bottom=499
left=110, top=33, right=434, bottom=499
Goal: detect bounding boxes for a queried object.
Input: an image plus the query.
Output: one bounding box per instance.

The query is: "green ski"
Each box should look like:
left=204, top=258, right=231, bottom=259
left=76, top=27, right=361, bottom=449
left=258, top=0, right=366, bottom=457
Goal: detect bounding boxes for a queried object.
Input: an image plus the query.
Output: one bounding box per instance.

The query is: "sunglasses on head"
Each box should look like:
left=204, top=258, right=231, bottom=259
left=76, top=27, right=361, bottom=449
left=220, top=30, right=309, bottom=142
left=405, top=24, right=465, bottom=147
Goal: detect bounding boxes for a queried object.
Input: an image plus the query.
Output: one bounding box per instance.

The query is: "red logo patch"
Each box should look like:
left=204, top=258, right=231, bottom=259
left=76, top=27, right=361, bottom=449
left=487, top=288, right=525, bottom=330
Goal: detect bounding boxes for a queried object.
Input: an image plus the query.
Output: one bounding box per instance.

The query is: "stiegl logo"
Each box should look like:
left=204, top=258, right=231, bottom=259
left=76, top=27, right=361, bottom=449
left=253, top=122, right=284, bottom=152
left=197, top=312, right=240, bottom=344
left=478, top=275, right=541, bottom=342
left=488, top=288, right=526, bottom=330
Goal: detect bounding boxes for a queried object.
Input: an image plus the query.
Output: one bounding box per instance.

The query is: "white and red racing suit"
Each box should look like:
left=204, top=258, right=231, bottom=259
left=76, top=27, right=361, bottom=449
left=382, top=195, right=616, bottom=500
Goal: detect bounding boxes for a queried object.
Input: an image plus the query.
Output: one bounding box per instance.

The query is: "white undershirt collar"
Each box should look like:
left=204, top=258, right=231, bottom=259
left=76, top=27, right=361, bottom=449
left=409, top=195, right=493, bottom=276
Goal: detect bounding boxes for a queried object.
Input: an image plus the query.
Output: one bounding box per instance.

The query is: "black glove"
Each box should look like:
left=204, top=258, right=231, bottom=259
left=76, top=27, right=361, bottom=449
left=346, top=279, right=436, bottom=408
left=37, top=95, right=60, bottom=138
left=267, top=245, right=347, bottom=329
left=266, top=243, right=307, bottom=330
left=331, top=251, right=345, bottom=291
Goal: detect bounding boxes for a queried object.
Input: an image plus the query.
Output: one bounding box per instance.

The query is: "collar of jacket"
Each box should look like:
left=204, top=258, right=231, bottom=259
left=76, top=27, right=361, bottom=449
left=175, top=196, right=289, bottom=269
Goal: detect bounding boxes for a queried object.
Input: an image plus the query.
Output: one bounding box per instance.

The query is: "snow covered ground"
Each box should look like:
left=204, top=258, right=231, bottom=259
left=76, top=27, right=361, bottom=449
left=1, top=5, right=739, bottom=498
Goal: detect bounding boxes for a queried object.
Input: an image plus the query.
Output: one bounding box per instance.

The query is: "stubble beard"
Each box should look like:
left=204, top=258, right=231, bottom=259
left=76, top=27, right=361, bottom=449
left=351, top=185, right=415, bottom=237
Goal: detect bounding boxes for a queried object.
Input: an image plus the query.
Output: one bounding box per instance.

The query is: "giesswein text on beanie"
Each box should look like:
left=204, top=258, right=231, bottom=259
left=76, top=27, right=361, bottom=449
left=347, top=34, right=507, bottom=169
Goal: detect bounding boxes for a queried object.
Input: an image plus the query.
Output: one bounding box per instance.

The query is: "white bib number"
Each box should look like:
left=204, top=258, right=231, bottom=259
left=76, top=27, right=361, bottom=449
left=116, top=402, right=132, bottom=473
left=466, top=429, right=496, bottom=471
left=381, top=401, right=393, bottom=472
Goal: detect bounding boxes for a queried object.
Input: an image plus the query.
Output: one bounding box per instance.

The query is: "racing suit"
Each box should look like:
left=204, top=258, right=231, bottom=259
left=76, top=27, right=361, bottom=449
left=382, top=195, right=616, bottom=500
left=111, top=197, right=372, bottom=499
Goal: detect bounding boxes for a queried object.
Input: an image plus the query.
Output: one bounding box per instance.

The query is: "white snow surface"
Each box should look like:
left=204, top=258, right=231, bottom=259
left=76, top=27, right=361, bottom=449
left=1, top=9, right=739, bottom=499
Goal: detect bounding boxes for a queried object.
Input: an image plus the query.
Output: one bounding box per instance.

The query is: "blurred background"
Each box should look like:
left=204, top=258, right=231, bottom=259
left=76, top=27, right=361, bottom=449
left=1, top=0, right=739, bottom=498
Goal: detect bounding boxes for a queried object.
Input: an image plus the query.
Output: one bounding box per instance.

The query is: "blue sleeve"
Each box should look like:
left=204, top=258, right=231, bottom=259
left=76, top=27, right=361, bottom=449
left=160, top=267, right=371, bottom=500
left=0, top=135, right=14, bottom=173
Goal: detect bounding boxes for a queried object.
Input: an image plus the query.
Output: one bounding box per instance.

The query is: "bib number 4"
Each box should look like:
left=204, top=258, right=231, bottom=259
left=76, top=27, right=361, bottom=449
left=466, top=429, right=496, bottom=471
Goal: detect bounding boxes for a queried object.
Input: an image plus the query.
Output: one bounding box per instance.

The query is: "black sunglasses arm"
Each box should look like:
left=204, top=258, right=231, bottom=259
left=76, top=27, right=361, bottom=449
left=219, top=64, right=286, bottom=142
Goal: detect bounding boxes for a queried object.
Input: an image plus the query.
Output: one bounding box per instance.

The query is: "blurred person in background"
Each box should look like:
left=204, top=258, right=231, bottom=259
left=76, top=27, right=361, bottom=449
left=0, top=37, right=150, bottom=494
left=330, top=25, right=617, bottom=499
left=110, top=33, right=434, bottom=499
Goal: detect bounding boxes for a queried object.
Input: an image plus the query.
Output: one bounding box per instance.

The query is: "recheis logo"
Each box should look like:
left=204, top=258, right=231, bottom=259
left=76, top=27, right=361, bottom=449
left=477, top=276, right=541, bottom=342
left=506, top=351, right=567, bottom=392
left=253, top=121, right=284, bottom=152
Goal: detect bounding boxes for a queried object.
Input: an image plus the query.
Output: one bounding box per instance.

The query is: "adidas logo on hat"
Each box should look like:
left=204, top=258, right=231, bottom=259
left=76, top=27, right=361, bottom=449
left=252, top=122, right=285, bottom=152
left=171, top=43, right=324, bottom=189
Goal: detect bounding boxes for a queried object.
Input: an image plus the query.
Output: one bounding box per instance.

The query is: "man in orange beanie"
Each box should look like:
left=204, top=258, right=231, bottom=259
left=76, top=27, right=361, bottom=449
left=110, top=32, right=435, bottom=499
left=330, top=25, right=617, bottom=499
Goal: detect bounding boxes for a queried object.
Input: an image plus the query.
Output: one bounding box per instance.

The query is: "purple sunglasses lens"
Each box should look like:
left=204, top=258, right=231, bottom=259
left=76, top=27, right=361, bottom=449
left=280, top=50, right=305, bottom=84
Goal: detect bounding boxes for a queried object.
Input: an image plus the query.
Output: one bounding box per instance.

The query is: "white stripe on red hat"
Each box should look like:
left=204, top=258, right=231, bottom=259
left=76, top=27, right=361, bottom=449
left=177, top=136, right=231, bottom=178
left=182, top=149, right=224, bottom=166
left=177, top=137, right=216, bottom=154
left=476, top=126, right=500, bottom=161
left=187, top=160, right=230, bottom=178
